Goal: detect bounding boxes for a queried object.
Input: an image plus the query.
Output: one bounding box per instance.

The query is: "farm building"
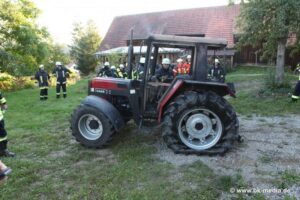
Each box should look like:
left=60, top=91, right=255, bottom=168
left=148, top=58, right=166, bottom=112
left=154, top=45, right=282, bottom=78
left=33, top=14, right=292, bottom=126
left=96, top=4, right=299, bottom=67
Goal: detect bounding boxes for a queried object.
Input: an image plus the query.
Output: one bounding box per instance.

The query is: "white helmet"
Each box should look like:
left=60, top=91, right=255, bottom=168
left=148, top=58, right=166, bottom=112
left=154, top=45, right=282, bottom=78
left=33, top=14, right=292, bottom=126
left=111, top=65, right=116, bottom=70
left=176, top=58, right=183, bottom=63
left=215, top=59, right=220, bottom=64
left=104, top=61, right=110, bottom=66
left=119, top=64, right=124, bottom=69
left=139, top=57, right=146, bottom=64
left=162, top=58, right=171, bottom=65
left=39, top=64, right=44, bottom=69
left=187, top=55, right=191, bottom=59
left=56, top=61, right=62, bottom=66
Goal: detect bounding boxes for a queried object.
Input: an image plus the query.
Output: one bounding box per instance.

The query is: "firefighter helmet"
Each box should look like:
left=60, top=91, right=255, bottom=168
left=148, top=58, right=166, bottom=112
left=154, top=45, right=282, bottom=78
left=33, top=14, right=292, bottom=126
left=215, top=59, right=220, bottom=64
left=104, top=62, right=110, bottom=66
left=39, top=64, right=44, bottom=69
left=55, top=61, right=62, bottom=66
left=119, top=64, right=124, bottom=69
left=177, top=58, right=183, bottom=63
left=162, top=58, right=171, bottom=64
left=139, top=57, right=146, bottom=64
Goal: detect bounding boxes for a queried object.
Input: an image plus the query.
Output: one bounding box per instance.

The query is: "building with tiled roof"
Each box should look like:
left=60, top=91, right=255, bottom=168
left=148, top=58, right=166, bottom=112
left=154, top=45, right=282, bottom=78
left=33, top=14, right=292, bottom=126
left=99, top=5, right=240, bottom=52
left=97, top=4, right=300, bottom=66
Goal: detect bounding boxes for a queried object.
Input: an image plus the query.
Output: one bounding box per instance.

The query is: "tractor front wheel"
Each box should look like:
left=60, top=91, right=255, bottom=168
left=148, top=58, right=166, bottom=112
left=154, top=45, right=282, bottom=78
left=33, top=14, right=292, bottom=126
left=162, top=91, right=239, bottom=155
left=71, top=104, right=114, bottom=148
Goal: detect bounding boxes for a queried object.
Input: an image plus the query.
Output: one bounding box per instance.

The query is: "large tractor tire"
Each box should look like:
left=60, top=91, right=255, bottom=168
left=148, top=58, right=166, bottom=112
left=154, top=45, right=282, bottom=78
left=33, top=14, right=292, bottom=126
left=71, top=104, right=114, bottom=148
left=162, top=91, right=240, bottom=155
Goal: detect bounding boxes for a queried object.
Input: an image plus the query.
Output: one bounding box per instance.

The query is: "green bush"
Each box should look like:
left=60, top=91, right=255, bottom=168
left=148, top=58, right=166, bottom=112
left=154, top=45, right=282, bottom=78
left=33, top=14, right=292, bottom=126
left=0, top=72, right=15, bottom=90
left=0, top=69, right=80, bottom=91
left=264, top=69, right=291, bottom=91
left=259, top=69, right=291, bottom=96
left=0, top=72, right=35, bottom=91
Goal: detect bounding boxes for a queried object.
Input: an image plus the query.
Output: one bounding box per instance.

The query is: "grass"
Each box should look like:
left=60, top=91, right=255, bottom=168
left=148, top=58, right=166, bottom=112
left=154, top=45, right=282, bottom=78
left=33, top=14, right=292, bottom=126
left=1, top=79, right=238, bottom=199
left=1, top=65, right=300, bottom=199
left=258, top=154, right=273, bottom=164
left=277, top=170, right=300, bottom=189
left=227, top=66, right=300, bottom=116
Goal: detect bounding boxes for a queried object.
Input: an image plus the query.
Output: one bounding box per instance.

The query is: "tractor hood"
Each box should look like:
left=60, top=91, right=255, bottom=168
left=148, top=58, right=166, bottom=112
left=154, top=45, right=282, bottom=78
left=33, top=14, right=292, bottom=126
left=90, top=77, right=131, bottom=91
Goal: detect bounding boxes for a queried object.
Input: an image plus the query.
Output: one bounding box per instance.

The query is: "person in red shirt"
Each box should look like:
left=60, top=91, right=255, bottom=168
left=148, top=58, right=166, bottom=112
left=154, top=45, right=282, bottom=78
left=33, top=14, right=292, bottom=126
left=173, top=57, right=191, bottom=76
left=184, top=54, right=191, bottom=72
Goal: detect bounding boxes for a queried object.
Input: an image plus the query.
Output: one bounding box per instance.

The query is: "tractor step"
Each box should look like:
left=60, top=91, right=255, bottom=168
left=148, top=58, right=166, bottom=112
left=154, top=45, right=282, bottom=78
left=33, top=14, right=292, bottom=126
left=138, top=119, right=161, bottom=134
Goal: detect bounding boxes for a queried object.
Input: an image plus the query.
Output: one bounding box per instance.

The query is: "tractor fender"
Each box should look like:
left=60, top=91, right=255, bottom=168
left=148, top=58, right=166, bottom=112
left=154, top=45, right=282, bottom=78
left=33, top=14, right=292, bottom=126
left=158, top=79, right=184, bottom=123
left=157, top=79, right=235, bottom=123
left=81, top=95, right=124, bottom=131
left=183, top=80, right=235, bottom=97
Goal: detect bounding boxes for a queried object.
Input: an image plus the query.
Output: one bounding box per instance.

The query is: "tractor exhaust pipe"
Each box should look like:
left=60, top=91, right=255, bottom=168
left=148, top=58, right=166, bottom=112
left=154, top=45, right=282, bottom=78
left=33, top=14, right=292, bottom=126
left=127, top=29, right=134, bottom=79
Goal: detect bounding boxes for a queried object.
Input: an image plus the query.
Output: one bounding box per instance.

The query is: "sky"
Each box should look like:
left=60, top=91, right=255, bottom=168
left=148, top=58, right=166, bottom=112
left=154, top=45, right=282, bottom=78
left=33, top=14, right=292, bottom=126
left=32, top=0, right=230, bottom=45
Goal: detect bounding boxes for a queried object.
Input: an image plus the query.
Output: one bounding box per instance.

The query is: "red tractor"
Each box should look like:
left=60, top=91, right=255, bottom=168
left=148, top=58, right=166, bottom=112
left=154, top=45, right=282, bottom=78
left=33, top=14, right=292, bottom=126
left=71, top=34, right=240, bottom=155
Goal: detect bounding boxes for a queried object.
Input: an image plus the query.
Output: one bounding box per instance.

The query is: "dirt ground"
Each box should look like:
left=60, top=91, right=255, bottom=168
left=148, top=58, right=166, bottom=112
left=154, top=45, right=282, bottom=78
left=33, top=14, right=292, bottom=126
left=154, top=115, right=300, bottom=199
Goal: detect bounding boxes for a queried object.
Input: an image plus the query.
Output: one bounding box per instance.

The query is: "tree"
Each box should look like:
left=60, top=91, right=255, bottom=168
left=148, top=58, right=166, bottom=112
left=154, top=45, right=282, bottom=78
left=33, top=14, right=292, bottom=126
left=237, top=0, right=300, bottom=85
left=0, top=0, right=50, bottom=76
left=70, top=21, right=102, bottom=75
left=43, top=42, right=71, bottom=72
left=228, top=0, right=245, bottom=5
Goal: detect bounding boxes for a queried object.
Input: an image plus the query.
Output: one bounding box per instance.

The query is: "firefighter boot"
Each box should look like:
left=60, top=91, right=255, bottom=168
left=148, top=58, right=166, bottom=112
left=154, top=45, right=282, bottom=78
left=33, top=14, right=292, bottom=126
left=0, top=141, right=15, bottom=157
left=0, top=149, right=15, bottom=157
left=63, top=94, right=67, bottom=98
left=291, top=95, right=298, bottom=102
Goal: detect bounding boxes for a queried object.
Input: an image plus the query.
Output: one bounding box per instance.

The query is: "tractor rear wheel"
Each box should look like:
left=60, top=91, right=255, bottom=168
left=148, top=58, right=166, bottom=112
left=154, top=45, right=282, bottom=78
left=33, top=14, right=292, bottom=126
left=162, top=91, right=239, bottom=155
left=71, top=104, right=114, bottom=148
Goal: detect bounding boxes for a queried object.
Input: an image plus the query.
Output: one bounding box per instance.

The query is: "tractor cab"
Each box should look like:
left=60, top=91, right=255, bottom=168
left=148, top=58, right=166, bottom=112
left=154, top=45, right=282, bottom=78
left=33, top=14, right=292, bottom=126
left=127, top=35, right=233, bottom=122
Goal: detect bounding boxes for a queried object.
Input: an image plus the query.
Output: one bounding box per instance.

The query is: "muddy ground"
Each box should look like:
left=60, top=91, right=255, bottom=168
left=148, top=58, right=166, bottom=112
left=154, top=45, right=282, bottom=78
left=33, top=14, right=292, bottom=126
left=154, top=115, right=300, bottom=199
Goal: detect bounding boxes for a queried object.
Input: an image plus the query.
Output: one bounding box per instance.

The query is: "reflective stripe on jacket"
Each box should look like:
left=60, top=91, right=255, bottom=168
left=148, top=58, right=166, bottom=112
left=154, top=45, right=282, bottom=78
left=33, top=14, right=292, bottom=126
left=0, top=96, right=6, bottom=121
left=116, top=68, right=123, bottom=78
left=52, top=66, right=70, bottom=83
left=35, top=69, right=50, bottom=87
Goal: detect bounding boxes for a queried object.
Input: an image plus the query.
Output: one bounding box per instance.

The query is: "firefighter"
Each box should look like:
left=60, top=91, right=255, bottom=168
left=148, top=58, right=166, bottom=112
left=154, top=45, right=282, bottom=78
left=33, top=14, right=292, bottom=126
left=185, top=55, right=192, bottom=69
left=112, top=65, right=124, bottom=78
left=154, top=58, right=174, bottom=82
left=173, top=58, right=190, bottom=76
left=119, top=64, right=127, bottom=78
left=110, top=66, right=118, bottom=78
left=98, top=62, right=112, bottom=77
left=131, top=57, right=145, bottom=80
left=207, top=59, right=225, bottom=82
left=52, top=62, right=71, bottom=99
left=291, top=64, right=300, bottom=102
left=0, top=92, right=15, bottom=157
left=35, top=64, right=50, bottom=100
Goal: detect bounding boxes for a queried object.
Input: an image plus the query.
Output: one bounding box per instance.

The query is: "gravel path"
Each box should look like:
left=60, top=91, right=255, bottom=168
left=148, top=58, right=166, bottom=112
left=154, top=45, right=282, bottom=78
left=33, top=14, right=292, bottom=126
left=154, top=115, right=300, bottom=199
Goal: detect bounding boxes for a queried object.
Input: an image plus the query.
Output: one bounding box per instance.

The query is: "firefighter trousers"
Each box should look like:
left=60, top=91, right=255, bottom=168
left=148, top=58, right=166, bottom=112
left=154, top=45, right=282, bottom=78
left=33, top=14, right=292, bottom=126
left=0, top=120, right=8, bottom=151
left=40, top=87, right=48, bottom=100
left=292, top=81, right=300, bottom=101
left=56, top=83, right=67, bottom=98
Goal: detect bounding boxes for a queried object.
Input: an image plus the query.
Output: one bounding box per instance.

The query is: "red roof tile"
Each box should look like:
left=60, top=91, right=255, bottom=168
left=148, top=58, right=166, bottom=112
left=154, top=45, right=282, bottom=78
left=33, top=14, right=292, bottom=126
left=100, top=5, right=240, bottom=51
